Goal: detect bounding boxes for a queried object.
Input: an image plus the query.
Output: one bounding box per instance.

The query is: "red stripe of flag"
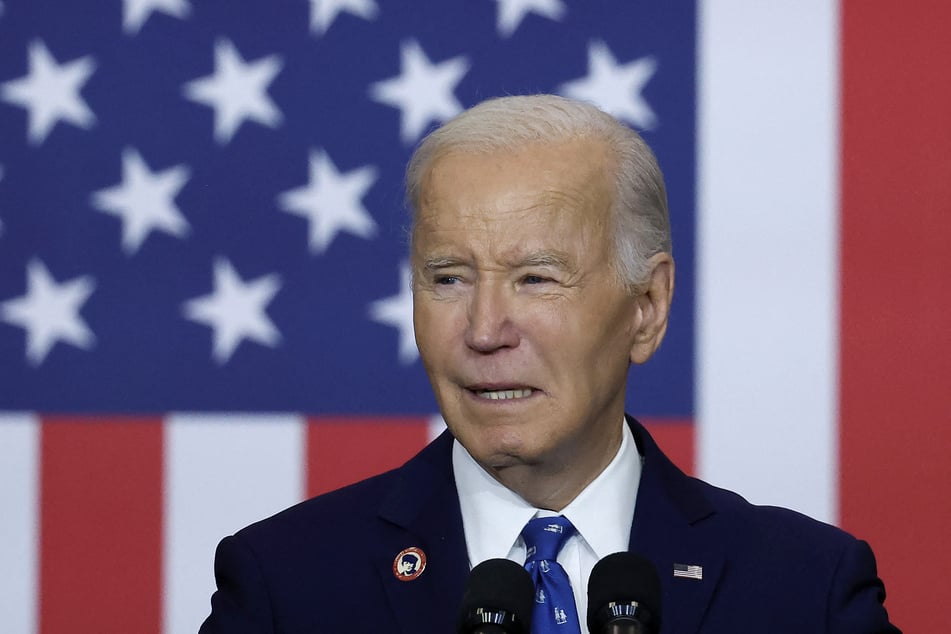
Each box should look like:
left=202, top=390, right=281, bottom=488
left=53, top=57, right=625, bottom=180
left=307, top=417, right=432, bottom=497
left=840, top=2, right=951, bottom=631
left=642, top=418, right=694, bottom=476
left=39, top=417, right=164, bottom=634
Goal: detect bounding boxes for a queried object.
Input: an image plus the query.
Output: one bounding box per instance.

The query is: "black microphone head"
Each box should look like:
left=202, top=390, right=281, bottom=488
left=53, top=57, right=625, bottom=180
left=587, top=552, right=662, bottom=634
left=457, top=558, right=534, bottom=634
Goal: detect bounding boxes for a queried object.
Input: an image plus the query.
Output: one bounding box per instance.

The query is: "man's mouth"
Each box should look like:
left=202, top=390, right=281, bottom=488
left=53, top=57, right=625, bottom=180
left=473, top=388, right=534, bottom=401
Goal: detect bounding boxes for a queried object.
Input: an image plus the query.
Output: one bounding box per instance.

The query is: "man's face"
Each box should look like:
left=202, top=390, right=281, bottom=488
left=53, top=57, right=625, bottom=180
left=412, top=139, right=654, bottom=481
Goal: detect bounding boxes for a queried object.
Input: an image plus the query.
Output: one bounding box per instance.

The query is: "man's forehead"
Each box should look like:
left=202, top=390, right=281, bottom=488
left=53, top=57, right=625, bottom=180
left=412, top=195, right=608, bottom=260
left=415, top=192, right=583, bottom=228
left=409, top=139, right=615, bottom=264
left=416, top=146, right=612, bottom=220
left=424, top=137, right=611, bottom=177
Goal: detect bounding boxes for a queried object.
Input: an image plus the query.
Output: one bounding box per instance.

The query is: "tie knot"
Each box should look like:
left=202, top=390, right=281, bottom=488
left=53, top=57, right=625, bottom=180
left=521, top=516, right=575, bottom=563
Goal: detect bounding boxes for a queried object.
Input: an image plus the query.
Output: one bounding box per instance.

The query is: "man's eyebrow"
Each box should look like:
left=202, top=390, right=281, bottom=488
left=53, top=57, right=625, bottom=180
left=421, top=251, right=572, bottom=270
left=422, top=256, right=465, bottom=270
left=513, top=251, right=571, bottom=269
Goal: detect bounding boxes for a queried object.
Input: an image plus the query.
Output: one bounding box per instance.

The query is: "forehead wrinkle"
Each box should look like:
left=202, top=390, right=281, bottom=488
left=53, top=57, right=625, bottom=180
left=419, top=178, right=594, bottom=223
left=537, top=185, right=592, bottom=211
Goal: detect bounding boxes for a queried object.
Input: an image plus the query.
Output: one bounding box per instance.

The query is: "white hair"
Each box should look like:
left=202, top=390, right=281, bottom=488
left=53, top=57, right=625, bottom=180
left=405, top=94, right=671, bottom=287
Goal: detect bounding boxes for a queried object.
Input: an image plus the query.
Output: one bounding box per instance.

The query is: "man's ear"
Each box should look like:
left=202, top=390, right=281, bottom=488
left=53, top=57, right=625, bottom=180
left=630, top=253, right=675, bottom=365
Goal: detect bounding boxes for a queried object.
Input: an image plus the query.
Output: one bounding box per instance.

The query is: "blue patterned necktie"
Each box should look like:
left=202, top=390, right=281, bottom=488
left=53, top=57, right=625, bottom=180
left=521, top=516, right=582, bottom=634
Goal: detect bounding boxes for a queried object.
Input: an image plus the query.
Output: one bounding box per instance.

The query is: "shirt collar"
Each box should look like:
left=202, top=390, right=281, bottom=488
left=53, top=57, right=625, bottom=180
left=452, top=419, right=641, bottom=566
left=452, top=439, right=537, bottom=567
left=560, top=421, right=640, bottom=559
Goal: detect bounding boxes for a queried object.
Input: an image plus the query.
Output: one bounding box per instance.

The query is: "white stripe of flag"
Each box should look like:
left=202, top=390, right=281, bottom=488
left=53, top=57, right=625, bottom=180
left=697, top=0, right=839, bottom=524
left=163, top=413, right=306, bottom=634
left=0, top=413, right=39, bottom=634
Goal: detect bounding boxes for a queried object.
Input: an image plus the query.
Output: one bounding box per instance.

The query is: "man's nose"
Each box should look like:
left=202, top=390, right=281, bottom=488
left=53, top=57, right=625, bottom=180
left=464, top=281, right=519, bottom=353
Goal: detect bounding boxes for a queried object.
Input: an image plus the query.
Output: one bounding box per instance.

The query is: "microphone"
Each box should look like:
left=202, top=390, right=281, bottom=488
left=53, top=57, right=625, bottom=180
left=457, top=558, right=534, bottom=634
left=587, top=552, right=662, bottom=634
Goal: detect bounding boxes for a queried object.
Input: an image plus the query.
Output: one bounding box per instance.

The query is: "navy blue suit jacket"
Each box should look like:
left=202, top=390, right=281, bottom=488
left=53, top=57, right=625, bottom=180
left=200, top=418, right=898, bottom=633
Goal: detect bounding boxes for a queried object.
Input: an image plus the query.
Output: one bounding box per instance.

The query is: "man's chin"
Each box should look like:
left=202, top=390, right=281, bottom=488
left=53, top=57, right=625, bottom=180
left=467, top=439, right=544, bottom=472
left=447, top=418, right=548, bottom=465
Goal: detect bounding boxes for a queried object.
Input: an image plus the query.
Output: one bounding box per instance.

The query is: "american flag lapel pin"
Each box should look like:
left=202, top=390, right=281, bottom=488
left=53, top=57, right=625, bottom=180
left=673, top=563, right=703, bottom=580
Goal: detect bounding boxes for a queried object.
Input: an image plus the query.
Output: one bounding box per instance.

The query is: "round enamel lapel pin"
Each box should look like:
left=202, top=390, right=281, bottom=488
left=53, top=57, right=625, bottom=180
left=393, top=547, right=427, bottom=581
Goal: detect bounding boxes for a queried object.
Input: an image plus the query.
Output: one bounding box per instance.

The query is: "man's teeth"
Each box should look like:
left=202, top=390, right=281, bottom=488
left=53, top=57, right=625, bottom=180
left=477, top=388, right=533, bottom=400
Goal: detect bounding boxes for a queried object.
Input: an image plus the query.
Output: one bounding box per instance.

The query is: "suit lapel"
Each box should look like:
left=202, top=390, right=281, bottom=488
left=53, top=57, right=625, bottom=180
left=373, top=431, right=470, bottom=633
left=628, top=420, right=725, bottom=634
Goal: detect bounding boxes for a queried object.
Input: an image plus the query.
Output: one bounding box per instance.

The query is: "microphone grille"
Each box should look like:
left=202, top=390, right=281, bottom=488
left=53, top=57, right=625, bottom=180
left=458, top=558, right=534, bottom=633
left=587, top=552, right=662, bottom=633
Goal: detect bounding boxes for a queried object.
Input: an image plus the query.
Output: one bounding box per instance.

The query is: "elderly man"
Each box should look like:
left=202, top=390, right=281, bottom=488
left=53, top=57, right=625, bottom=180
left=200, top=95, right=897, bottom=633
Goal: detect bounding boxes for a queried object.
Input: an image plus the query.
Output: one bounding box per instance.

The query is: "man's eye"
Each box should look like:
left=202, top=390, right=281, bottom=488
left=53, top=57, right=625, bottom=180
left=434, top=275, right=459, bottom=285
left=523, top=275, right=548, bottom=284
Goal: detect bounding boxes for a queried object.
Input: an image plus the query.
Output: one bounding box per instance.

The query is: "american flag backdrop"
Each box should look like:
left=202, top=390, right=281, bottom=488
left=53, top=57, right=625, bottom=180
left=0, top=1, right=948, bottom=632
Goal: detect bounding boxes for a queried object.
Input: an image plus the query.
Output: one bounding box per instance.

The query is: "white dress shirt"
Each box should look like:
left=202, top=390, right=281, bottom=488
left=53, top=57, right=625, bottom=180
left=452, top=420, right=642, bottom=631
